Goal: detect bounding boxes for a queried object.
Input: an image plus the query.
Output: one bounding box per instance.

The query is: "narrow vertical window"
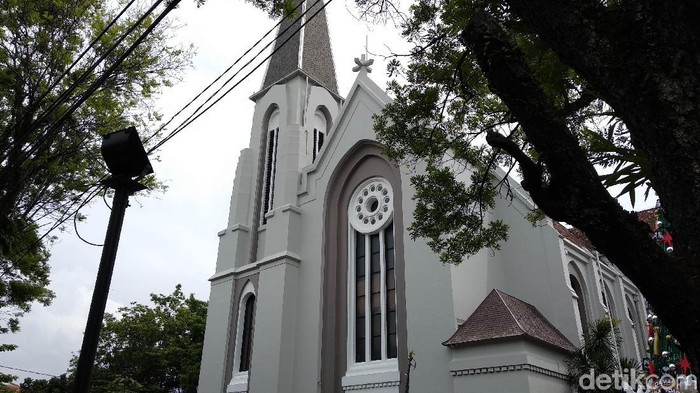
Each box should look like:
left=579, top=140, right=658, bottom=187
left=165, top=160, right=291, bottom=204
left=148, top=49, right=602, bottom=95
left=385, top=223, right=397, bottom=359
left=239, top=295, right=255, bottom=372
left=570, top=274, right=589, bottom=331
left=355, top=232, right=366, bottom=363
left=312, top=110, right=326, bottom=163
left=349, top=178, right=397, bottom=365
left=262, top=115, right=279, bottom=225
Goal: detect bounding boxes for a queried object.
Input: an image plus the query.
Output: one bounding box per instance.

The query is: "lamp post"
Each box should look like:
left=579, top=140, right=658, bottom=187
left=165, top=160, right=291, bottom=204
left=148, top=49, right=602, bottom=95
left=73, top=127, right=152, bottom=393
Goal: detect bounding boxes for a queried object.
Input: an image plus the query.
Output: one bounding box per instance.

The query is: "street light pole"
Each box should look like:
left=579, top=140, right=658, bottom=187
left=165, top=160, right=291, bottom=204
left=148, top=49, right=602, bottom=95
left=73, top=178, right=143, bottom=393
left=73, top=127, right=152, bottom=393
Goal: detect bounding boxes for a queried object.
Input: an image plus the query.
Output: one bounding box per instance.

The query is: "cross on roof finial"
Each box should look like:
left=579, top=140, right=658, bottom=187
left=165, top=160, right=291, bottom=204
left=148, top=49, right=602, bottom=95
left=353, top=53, right=374, bottom=73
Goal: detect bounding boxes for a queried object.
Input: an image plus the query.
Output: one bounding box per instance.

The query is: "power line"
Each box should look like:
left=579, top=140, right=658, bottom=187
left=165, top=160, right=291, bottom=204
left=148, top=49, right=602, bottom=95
left=0, top=0, right=167, bottom=180
left=0, top=364, right=58, bottom=378
left=15, top=0, right=139, bottom=139
left=74, top=185, right=108, bottom=247
left=5, top=179, right=107, bottom=263
left=148, top=0, right=333, bottom=153
left=142, top=0, right=306, bottom=146
left=149, top=0, right=326, bottom=152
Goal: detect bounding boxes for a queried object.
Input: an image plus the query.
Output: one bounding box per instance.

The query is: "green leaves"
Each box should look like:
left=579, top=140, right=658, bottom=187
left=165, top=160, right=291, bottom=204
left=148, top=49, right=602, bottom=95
left=88, top=285, right=207, bottom=393
left=583, top=126, right=652, bottom=207
left=409, top=164, right=509, bottom=264
left=565, top=318, right=640, bottom=392
left=0, top=0, right=191, bottom=351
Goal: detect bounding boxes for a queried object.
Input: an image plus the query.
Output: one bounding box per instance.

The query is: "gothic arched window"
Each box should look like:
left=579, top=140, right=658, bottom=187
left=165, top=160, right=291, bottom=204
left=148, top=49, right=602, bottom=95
left=228, top=281, right=256, bottom=392
left=239, top=294, right=255, bottom=372
left=313, top=109, right=327, bottom=163
left=262, top=110, right=280, bottom=224
left=570, top=273, right=589, bottom=334
left=348, top=177, right=397, bottom=363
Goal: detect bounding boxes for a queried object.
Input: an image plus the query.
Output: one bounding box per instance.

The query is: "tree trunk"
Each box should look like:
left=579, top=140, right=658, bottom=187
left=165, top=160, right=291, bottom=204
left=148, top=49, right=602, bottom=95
left=464, top=9, right=700, bottom=373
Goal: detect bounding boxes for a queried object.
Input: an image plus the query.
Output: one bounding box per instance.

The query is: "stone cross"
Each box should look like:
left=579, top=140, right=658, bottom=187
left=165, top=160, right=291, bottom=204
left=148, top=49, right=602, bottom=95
left=352, top=54, right=374, bottom=73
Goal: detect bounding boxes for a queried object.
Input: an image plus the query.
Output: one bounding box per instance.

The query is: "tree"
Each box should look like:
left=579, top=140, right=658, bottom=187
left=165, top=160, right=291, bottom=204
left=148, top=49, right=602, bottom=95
left=85, top=285, right=207, bottom=393
left=19, top=374, right=71, bottom=393
left=0, top=0, right=191, bottom=354
left=373, top=0, right=700, bottom=370
left=566, top=318, right=639, bottom=392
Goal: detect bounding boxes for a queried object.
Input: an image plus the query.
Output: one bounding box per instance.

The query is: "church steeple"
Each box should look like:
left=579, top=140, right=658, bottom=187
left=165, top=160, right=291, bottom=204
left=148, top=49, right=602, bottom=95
left=260, top=0, right=338, bottom=95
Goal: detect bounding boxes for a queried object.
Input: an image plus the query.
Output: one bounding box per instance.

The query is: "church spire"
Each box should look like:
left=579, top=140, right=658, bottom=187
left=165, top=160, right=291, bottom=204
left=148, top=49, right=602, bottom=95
left=260, top=0, right=338, bottom=95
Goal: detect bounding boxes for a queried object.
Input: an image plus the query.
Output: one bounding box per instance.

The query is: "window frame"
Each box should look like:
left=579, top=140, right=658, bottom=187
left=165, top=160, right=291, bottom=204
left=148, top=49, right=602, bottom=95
left=262, top=111, right=280, bottom=225
left=345, top=178, right=398, bottom=376
left=228, top=281, right=256, bottom=392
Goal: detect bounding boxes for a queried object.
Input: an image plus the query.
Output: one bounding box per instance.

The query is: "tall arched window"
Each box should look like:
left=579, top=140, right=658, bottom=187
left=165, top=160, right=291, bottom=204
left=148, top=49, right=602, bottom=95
left=603, top=283, right=617, bottom=318
left=321, top=147, right=406, bottom=392
left=626, top=295, right=642, bottom=361
left=570, top=274, right=589, bottom=333
left=313, top=109, right=327, bottom=163
left=262, top=110, right=280, bottom=224
left=228, top=282, right=256, bottom=392
left=348, top=177, right=397, bottom=363
left=239, top=294, right=255, bottom=372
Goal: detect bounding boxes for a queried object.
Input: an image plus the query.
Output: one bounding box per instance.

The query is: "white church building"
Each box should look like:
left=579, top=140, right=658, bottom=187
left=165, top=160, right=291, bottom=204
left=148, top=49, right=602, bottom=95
left=197, top=2, right=648, bottom=391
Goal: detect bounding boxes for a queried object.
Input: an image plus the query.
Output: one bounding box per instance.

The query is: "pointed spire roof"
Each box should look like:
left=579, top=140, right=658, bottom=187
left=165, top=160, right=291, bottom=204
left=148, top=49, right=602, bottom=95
left=259, top=0, right=338, bottom=95
left=443, top=289, right=576, bottom=353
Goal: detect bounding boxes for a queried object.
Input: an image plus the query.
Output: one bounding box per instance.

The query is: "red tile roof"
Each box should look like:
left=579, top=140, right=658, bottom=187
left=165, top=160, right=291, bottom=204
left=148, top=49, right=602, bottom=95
left=443, top=289, right=576, bottom=353
left=553, top=208, right=658, bottom=253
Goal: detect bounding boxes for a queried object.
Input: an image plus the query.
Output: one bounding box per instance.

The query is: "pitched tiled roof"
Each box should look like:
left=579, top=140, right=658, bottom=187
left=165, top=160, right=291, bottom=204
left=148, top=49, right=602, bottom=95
left=443, top=289, right=576, bottom=353
left=553, top=221, right=594, bottom=252
left=553, top=207, right=658, bottom=253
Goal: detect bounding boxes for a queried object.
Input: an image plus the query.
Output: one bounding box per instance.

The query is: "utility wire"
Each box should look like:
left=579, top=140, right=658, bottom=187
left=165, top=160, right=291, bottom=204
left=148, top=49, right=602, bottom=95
left=0, top=0, right=167, bottom=178
left=73, top=185, right=109, bottom=247
left=5, top=177, right=108, bottom=263
left=147, top=0, right=323, bottom=152
left=148, top=0, right=333, bottom=153
left=9, top=0, right=139, bottom=145
left=0, top=364, right=58, bottom=378
left=142, top=0, right=306, bottom=146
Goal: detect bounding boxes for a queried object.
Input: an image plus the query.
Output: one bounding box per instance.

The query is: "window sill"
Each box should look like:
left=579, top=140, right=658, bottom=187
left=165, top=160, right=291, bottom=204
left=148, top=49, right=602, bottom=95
left=227, top=371, right=249, bottom=393
left=342, top=359, right=400, bottom=391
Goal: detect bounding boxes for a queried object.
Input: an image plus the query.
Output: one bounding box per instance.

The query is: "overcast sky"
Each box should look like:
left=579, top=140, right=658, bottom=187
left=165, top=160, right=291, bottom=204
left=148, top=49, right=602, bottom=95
left=0, top=0, right=657, bottom=383
left=0, top=0, right=408, bottom=382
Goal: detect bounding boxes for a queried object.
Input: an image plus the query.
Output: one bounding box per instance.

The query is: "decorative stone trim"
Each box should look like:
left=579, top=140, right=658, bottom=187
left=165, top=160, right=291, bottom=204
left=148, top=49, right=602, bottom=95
left=349, top=177, right=393, bottom=234
left=451, top=363, right=568, bottom=381
left=257, top=251, right=302, bottom=270
left=343, top=381, right=400, bottom=391
left=231, top=224, right=251, bottom=233
left=280, top=204, right=302, bottom=215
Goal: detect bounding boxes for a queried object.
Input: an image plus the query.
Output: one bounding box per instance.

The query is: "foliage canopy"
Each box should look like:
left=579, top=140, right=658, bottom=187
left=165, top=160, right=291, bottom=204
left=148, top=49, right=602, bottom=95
left=87, top=285, right=207, bottom=393
left=0, top=0, right=191, bottom=353
left=372, top=0, right=700, bottom=370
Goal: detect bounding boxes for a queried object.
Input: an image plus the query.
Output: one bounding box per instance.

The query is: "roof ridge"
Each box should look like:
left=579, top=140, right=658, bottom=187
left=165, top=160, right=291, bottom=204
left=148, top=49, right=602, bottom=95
left=495, top=289, right=527, bottom=336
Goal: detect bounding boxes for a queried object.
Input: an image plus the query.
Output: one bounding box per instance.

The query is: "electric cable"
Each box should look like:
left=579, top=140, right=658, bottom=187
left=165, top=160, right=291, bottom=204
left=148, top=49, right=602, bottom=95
left=73, top=185, right=108, bottom=247
left=4, top=178, right=107, bottom=264
left=148, top=0, right=325, bottom=152
left=142, top=0, right=306, bottom=145
left=0, top=0, right=167, bottom=177
left=148, top=0, right=333, bottom=153
left=0, top=364, right=58, bottom=378
left=14, top=0, right=139, bottom=138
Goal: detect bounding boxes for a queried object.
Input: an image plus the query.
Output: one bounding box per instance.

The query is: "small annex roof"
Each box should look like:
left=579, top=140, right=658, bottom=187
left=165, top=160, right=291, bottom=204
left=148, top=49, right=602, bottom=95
left=443, top=289, right=576, bottom=353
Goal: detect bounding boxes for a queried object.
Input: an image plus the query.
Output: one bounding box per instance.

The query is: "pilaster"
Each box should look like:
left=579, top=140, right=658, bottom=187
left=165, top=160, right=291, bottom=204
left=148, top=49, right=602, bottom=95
left=217, top=148, right=254, bottom=271
left=248, top=255, right=301, bottom=392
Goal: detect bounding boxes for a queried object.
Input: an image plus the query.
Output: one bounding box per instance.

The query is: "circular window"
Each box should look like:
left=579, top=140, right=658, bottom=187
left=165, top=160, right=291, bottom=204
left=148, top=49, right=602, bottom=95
left=349, top=177, right=394, bottom=233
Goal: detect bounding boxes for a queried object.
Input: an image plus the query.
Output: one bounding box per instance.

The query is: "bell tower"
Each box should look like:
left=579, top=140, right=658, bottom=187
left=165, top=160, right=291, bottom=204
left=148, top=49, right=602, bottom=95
left=198, top=1, right=342, bottom=392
